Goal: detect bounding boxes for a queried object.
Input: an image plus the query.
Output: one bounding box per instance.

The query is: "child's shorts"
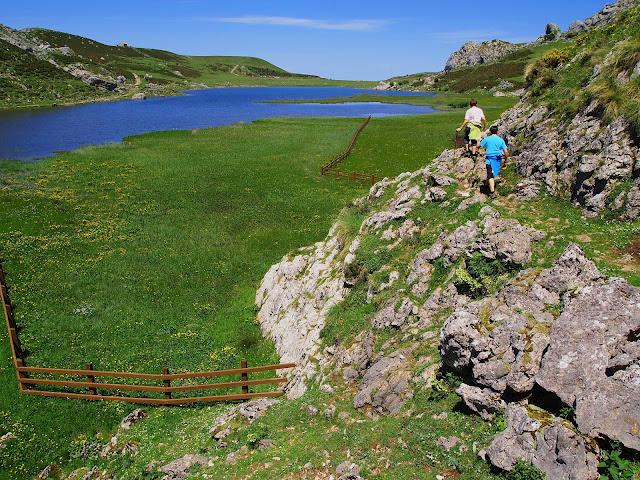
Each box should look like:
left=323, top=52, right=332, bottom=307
left=486, top=156, right=502, bottom=179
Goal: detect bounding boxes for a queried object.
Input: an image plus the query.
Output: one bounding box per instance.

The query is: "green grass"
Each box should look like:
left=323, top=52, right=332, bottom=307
left=0, top=38, right=105, bottom=109
left=2, top=80, right=638, bottom=478
left=98, top=384, right=505, bottom=479
left=525, top=5, right=640, bottom=133
left=268, top=94, right=516, bottom=178
left=0, top=117, right=375, bottom=478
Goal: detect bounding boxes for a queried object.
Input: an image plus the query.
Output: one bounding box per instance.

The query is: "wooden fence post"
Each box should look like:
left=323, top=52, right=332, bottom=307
left=8, top=327, right=22, bottom=359
left=86, top=363, right=97, bottom=395
left=163, top=368, right=171, bottom=401
left=15, top=358, right=26, bottom=391
left=240, top=359, right=249, bottom=394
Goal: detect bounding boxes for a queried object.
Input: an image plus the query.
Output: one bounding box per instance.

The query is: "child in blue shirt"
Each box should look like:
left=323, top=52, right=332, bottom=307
left=480, top=125, right=509, bottom=198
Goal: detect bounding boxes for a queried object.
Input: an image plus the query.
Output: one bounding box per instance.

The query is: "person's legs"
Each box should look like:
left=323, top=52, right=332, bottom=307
left=464, top=127, right=470, bottom=155
left=486, top=156, right=502, bottom=196
left=486, top=163, right=495, bottom=193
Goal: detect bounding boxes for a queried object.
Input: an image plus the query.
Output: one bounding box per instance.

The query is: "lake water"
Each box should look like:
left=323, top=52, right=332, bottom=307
left=0, top=87, right=435, bottom=161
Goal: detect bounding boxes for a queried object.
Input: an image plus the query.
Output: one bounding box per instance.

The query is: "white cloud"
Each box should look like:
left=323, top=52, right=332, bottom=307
left=207, top=15, right=389, bottom=31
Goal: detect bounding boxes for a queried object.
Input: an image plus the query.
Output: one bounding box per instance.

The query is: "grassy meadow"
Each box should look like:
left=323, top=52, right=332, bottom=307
left=0, top=96, right=476, bottom=478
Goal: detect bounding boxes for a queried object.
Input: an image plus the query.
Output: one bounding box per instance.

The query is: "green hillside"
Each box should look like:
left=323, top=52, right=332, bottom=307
left=386, top=40, right=569, bottom=93
left=0, top=26, right=374, bottom=110
left=0, top=37, right=101, bottom=108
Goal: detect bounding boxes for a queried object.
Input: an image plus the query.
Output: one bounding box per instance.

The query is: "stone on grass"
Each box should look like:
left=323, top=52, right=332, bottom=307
left=486, top=405, right=599, bottom=480
left=159, top=454, right=209, bottom=479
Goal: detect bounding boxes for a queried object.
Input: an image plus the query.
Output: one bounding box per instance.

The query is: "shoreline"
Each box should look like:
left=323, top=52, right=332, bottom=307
left=0, top=80, right=377, bottom=114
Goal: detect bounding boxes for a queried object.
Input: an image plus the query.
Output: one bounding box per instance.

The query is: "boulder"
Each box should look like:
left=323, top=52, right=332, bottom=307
left=371, top=297, right=416, bottom=329
left=486, top=404, right=600, bottom=480
left=132, top=92, right=146, bottom=100
left=536, top=277, right=640, bottom=451
left=543, top=23, right=561, bottom=41
left=354, top=349, right=414, bottom=414
left=456, top=383, right=506, bottom=421
left=118, top=409, right=146, bottom=430
left=474, top=212, right=545, bottom=266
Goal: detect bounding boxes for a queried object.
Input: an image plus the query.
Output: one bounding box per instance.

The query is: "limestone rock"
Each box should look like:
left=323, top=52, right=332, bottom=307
left=456, top=383, right=506, bottom=421
left=371, top=297, right=416, bottom=329
left=536, top=277, right=640, bottom=451
left=486, top=405, right=599, bottom=480
left=498, top=98, right=637, bottom=217
left=474, top=212, right=545, bottom=266
left=543, top=23, right=561, bottom=41
left=354, top=349, right=414, bottom=415
left=118, top=409, right=146, bottom=431
left=256, top=224, right=355, bottom=398
left=209, top=398, right=278, bottom=437
left=568, top=0, right=635, bottom=34
left=436, top=436, right=460, bottom=451
left=0, top=432, right=14, bottom=449
left=444, top=40, right=519, bottom=71
left=441, top=246, right=591, bottom=395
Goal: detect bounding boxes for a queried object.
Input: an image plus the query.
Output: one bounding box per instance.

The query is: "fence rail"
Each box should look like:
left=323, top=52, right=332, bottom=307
left=1, top=264, right=295, bottom=405
left=320, top=116, right=381, bottom=185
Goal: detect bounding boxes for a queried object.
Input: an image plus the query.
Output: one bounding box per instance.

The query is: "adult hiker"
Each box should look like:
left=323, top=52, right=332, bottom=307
left=456, top=99, right=486, bottom=158
left=480, top=125, right=509, bottom=198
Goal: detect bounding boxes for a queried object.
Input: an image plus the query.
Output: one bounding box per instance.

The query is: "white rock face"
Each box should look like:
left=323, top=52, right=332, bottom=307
left=256, top=225, right=356, bottom=398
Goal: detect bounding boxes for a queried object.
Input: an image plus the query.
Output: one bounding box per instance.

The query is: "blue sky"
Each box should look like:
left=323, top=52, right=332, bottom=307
left=2, top=0, right=607, bottom=80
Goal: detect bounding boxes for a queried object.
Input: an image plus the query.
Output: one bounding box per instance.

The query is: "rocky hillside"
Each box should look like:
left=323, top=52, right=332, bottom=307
left=444, top=40, right=520, bottom=72
left=382, top=0, right=638, bottom=95
left=250, top=3, right=640, bottom=478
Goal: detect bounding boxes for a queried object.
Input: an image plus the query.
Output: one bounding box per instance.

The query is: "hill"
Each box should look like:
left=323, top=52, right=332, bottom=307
left=380, top=0, right=635, bottom=96
left=0, top=24, right=372, bottom=110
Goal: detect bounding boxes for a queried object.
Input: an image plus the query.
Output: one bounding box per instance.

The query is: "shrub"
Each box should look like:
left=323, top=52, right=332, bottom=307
left=504, top=460, right=546, bottom=480
left=540, top=48, right=572, bottom=69
left=598, top=442, right=640, bottom=480
left=454, top=253, right=510, bottom=298
left=525, top=49, right=572, bottom=92
left=557, top=406, right=574, bottom=421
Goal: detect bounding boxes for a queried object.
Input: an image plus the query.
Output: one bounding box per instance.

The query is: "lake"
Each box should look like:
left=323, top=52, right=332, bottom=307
left=0, top=87, right=435, bottom=161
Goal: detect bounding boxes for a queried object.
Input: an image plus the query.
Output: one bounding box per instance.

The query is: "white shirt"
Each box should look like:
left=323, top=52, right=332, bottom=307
left=465, top=106, right=485, bottom=124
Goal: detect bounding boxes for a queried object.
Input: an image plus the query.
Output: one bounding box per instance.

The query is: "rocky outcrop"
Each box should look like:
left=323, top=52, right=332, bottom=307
left=537, top=277, right=640, bottom=451
left=158, top=455, right=210, bottom=480
left=256, top=225, right=355, bottom=398
left=442, top=242, right=640, bottom=475
left=497, top=100, right=638, bottom=218
left=486, top=404, right=600, bottom=480
left=353, top=348, right=415, bottom=414
left=444, top=40, right=519, bottom=71
left=543, top=23, right=561, bottom=42
left=568, top=0, right=636, bottom=34
left=0, top=24, right=119, bottom=91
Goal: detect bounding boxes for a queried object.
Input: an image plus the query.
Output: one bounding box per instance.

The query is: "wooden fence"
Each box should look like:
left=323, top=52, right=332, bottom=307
left=1, top=264, right=294, bottom=405
left=452, top=131, right=466, bottom=149
left=320, top=116, right=382, bottom=185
